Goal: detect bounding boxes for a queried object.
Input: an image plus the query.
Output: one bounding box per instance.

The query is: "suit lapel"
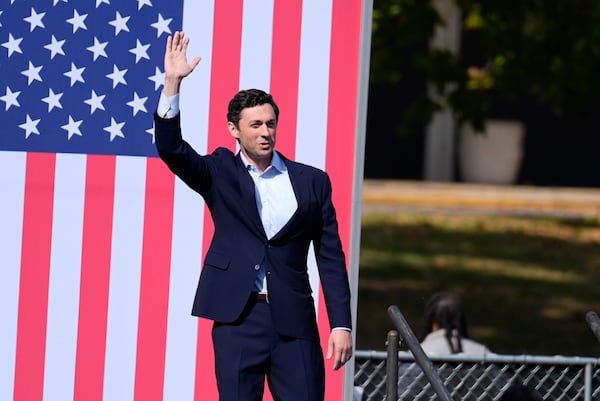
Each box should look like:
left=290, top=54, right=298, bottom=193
left=272, top=156, right=309, bottom=239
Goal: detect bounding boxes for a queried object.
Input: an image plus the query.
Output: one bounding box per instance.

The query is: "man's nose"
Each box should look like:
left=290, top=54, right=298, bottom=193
left=261, top=124, right=272, bottom=136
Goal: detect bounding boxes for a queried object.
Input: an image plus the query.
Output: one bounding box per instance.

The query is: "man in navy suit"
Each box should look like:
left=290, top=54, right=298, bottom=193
left=154, top=31, right=353, bottom=401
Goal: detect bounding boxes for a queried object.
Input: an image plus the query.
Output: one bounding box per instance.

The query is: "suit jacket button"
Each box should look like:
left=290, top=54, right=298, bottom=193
left=254, top=264, right=261, bottom=270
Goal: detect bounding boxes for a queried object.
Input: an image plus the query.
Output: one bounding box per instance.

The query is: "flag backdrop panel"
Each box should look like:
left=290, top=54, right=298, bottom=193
left=0, top=1, right=370, bottom=400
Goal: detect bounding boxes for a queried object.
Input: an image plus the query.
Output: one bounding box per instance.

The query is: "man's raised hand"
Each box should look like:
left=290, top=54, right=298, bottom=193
left=163, top=31, right=201, bottom=96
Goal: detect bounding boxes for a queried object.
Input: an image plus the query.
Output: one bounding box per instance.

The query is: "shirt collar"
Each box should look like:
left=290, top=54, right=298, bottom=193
left=240, top=151, right=287, bottom=174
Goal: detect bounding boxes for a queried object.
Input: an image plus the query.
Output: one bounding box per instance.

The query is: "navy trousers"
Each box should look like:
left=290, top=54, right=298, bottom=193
left=211, top=296, right=325, bottom=401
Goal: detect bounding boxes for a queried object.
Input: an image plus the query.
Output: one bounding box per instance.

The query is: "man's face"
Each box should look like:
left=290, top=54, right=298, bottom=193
left=228, top=103, right=277, bottom=170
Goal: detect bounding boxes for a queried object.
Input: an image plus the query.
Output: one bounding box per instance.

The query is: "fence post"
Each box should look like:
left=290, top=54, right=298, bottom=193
left=385, top=330, right=399, bottom=400
left=387, top=305, right=454, bottom=401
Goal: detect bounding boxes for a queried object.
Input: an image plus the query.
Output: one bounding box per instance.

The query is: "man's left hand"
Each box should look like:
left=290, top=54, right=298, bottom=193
left=326, top=329, right=353, bottom=370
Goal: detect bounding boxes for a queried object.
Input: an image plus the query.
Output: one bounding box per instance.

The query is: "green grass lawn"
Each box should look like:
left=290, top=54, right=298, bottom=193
left=356, top=210, right=600, bottom=357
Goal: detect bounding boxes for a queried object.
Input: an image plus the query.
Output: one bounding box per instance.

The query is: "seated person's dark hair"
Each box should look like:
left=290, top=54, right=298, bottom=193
left=422, top=291, right=469, bottom=353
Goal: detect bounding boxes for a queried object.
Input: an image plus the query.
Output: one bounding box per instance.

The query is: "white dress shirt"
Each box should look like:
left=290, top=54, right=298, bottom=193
left=240, top=151, right=297, bottom=292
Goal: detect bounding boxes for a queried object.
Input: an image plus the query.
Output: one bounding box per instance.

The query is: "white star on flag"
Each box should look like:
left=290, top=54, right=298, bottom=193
left=151, top=13, right=172, bottom=37
left=84, top=90, right=106, bottom=114
left=21, top=62, right=43, bottom=85
left=2, top=33, right=23, bottom=57
left=96, top=0, right=110, bottom=8
left=129, top=40, right=150, bottom=63
left=145, top=122, right=155, bottom=143
left=24, top=8, right=46, bottom=31
left=109, top=11, right=130, bottom=35
left=44, top=35, right=66, bottom=59
left=137, top=0, right=152, bottom=10
left=1, top=86, right=21, bottom=110
left=148, top=67, right=165, bottom=91
left=61, top=115, right=83, bottom=139
left=104, top=117, right=125, bottom=141
left=64, top=63, right=86, bottom=86
left=106, top=65, right=128, bottom=88
left=126, top=92, right=148, bottom=116
left=66, top=9, right=88, bottom=33
left=41, top=88, right=64, bottom=111
left=19, top=114, right=41, bottom=138
left=87, top=37, right=108, bottom=61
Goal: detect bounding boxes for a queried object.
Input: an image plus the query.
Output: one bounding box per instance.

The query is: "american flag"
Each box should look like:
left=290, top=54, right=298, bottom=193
left=0, top=1, right=370, bottom=401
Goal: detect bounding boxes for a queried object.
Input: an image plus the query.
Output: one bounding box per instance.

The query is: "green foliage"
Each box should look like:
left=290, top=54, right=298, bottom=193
left=370, top=0, right=440, bottom=83
left=371, top=0, right=600, bottom=133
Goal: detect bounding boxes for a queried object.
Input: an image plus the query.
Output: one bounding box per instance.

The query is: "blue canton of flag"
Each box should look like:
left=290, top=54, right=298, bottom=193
left=0, top=0, right=183, bottom=157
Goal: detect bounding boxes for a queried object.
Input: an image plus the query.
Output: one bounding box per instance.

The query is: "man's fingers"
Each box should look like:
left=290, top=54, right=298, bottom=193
left=335, top=348, right=348, bottom=367
left=190, top=57, right=202, bottom=70
left=327, top=330, right=353, bottom=370
left=326, top=338, right=334, bottom=359
left=333, top=349, right=343, bottom=370
left=168, top=31, right=184, bottom=52
left=166, top=34, right=172, bottom=52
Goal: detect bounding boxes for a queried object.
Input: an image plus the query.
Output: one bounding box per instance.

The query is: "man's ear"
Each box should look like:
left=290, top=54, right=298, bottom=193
left=228, top=121, right=239, bottom=139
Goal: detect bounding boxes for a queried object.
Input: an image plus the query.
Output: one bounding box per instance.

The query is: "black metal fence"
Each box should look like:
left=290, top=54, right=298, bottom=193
left=354, top=349, right=600, bottom=400
left=353, top=307, right=600, bottom=401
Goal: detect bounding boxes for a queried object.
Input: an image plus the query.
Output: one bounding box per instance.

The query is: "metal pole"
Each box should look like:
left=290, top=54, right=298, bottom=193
left=387, top=305, right=454, bottom=401
left=385, top=330, right=399, bottom=400
left=585, top=311, right=600, bottom=343
left=584, top=363, right=592, bottom=401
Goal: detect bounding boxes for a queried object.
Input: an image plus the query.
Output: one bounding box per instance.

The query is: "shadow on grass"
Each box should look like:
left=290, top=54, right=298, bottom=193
left=356, top=213, right=600, bottom=357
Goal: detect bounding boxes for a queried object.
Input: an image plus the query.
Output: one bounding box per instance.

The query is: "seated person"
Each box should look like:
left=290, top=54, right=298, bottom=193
left=397, top=291, right=499, bottom=400
left=420, top=291, right=491, bottom=355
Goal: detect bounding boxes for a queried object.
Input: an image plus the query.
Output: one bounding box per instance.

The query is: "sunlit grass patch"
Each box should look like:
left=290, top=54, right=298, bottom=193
left=357, top=210, right=600, bottom=356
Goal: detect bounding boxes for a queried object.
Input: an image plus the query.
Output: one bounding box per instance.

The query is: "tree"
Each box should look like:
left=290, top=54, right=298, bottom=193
left=371, top=0, right=600, bottom=132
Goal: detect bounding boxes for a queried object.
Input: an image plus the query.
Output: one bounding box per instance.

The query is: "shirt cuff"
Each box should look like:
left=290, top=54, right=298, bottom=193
left=157, top=92, right=180, bottom=119
left=332, top=327, right=352, bottom=332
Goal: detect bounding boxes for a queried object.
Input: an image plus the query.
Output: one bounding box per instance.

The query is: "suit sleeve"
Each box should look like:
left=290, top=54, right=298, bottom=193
left=313, top=172, right=353, bottom=331
left=154, top=112, right=213, bottom=195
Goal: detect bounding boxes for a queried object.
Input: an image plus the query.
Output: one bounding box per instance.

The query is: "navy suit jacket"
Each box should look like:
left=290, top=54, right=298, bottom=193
left=155, top=113, right=352, bottom=341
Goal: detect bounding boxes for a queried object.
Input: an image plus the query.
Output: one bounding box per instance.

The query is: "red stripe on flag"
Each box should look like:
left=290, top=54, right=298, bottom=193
left=320, top=0, right=362, bottom=399
left=269, top=0, right=302, bottom=157
left=195, top=2, right=244, bottom=400
left=326, top=0, right=361, bottom=244
left=206, top=1, right=242, bottom=154
left=134, top=158, right=175, bottom=401
left=13, top=152, right=56, bottom=401
left=74, top=155, right=116, bottom=401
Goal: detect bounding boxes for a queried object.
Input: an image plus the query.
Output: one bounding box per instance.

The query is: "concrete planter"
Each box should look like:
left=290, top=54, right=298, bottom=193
left=459, top=119, right=525, bottom=185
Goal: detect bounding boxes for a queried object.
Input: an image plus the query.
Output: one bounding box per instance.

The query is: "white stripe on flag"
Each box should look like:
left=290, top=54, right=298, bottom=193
left=296, top=0, right=334, bottom=299
left=43, top=153, right=86, bottom=401
left=103, top=156, right=147, bottom=401
left=163, top=3, right=214, bottom=400
left=180, top=1, right=214, bottom=153
left=0, top=151, right=26, bottom=401
left=296, top=0, right=333, bottom=170
left=239, top=0, right=274, bottom=91
left=163, top=180, right=205, bottom=401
